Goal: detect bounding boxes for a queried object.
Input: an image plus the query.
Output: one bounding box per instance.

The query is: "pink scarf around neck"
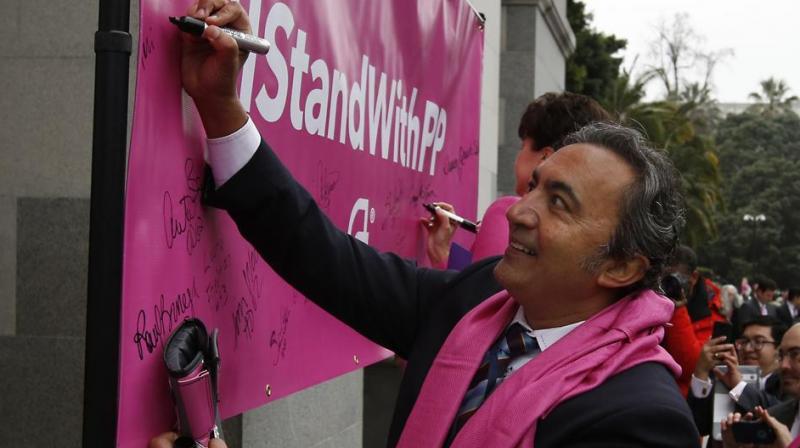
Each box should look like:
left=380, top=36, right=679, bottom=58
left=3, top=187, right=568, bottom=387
left=396, top=289, right=680, bottom=448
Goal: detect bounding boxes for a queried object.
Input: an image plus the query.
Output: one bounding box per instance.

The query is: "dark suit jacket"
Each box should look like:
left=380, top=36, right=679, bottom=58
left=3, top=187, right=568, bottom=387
left=737, top=373, right=784, bottom=411
left=777, top=302, right=797, bottom=329
left=206, top=141, right=700, bottom=447
left=736, top=300, right=778, bottom=335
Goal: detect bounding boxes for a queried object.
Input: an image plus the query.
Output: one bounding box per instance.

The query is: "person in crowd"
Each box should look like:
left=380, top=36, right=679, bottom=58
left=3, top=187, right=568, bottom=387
left=777, top=287, right=800, bottom=329
left=736, top=276, right=779, bottom=334
left=662, top=245, right=726, bottom=396
left=740, top=277, right=753, bottom=301
left=688, top=316, right=785, bottom=435
left=736, top=317, right=784, bottom=391
left=174, top=1, right=700, bottom=446
left=423, top=93, right=613, bottom=268
left=721, top=323, right=800, bottom=448
left=721, top=284, right=744, bottom=322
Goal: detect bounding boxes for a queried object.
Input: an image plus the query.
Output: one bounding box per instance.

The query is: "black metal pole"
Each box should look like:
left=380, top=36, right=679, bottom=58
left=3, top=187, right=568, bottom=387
left=82, top=0, right=131, bottom=444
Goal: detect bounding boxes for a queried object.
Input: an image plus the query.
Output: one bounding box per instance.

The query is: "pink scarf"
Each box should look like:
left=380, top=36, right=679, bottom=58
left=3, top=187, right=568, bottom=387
left=397, top=289, right=680, bottom=448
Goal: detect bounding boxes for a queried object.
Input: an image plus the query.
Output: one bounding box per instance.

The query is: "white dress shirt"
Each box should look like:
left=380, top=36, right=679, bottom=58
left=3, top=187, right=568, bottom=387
left=502, top=306, right=584, bottom=378
left=206, top=117, right=260, bottom=187
left=690, top=371, right=773, bottom=402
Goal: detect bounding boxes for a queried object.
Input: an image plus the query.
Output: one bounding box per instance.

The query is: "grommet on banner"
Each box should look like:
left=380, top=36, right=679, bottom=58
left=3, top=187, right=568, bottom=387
left=353, top=355, right=360, bottom=365
left=476, top=12, right=486, bottom=30
left=265, top=384, right=272, bottom=397
left=464, top=0, right=486, bottom=30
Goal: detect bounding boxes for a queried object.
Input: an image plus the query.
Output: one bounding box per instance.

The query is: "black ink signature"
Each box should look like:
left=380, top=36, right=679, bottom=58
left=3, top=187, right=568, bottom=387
left=140, top=29, right=155, bottom=71
left=242, top=250, right=263, bottom=311
left=163, top=159, right=204, bottom=254
left=442, top=142, right=479, bottom=180
left=410, top=181, right=436, bottom=206
left=233, top=297, right=255, bottom=349
left=206, top=278, right=230, bottom=312
left=315, top=161, right=340, bottom=210
left=381, top=183, right=404, bottom=231
left=133, top=279, right=199, bottom=361
left=204, top=242, right=232, bottom=312
left=203, top=241, right=231, bottom=276
left=269, top=306, right=291, bottom=366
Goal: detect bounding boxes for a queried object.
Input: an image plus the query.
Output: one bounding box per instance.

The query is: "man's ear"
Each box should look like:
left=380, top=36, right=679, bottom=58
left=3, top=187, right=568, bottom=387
left=597, top=255, right=649, bottom=289
left=541, top=146, right=555, bottom=159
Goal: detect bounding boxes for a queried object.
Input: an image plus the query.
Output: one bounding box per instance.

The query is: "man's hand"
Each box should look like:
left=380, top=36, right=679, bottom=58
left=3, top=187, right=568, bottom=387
left=694, top=336, right=736, bottom=380
left=712, top=350, right=742, bottom=389
left=720, top=407, right=793, bottom=448
left=420, top=202, right=457, bottom=269
left=180, top=0, right=250, bottom=137
left=754, top=406, right=794, bottom=448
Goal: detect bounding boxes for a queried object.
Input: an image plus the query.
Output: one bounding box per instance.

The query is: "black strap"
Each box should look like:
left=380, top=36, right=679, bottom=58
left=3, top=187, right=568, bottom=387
left=94, top=30, right=132, bottom=54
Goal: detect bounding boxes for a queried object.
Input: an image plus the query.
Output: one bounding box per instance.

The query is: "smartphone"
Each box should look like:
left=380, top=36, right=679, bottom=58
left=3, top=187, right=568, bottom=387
left=711, top=365, right=760, bottom=441
left=712, top=321, right=734, bottom=344
left=732, top=421, right=775, bottom=444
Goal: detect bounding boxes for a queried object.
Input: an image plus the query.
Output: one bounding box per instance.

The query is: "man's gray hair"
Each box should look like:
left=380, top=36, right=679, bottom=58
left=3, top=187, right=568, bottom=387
left=563, top=122, right=686, bottom=292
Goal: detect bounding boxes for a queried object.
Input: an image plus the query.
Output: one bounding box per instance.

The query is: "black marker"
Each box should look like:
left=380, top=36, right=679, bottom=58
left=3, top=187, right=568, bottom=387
left=169, top=16, right=271, bottom=54
left=424, top=203, right=478, bottom=233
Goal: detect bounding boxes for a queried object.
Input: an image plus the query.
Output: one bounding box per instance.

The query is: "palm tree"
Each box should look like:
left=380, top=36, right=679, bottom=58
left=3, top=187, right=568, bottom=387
left=748, top=78, right=799, bottom=117
left=601, top=71, right=723, bottom=246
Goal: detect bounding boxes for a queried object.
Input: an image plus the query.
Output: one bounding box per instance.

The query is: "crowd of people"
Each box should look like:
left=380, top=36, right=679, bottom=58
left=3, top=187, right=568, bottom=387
left=149, top=0, right=800, bottom=446
left=662, top=245, right=800, bottom=447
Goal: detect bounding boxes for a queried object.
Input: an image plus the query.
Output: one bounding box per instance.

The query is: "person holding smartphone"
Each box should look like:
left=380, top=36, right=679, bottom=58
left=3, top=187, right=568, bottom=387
left=662, top=245, right=727, bottom=397
left=720, top=323, right=800, bottom=447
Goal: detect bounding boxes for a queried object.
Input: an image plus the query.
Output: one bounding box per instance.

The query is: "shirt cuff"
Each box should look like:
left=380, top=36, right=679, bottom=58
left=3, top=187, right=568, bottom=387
left=206, top=117, right=261, bottom=187
left=690, top=374, right=713, bottom=398
left=729, top=381, right=748, bottom=402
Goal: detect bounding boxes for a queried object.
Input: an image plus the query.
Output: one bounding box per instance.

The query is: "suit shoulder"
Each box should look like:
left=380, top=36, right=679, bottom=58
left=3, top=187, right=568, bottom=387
left=537, top=363, right=699, bottom=447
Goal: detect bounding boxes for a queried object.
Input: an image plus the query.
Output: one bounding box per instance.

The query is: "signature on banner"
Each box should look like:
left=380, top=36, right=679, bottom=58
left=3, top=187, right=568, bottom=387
left=205, top=242, right=232, bottom=312
left=132, top=279, right=198, bottom=361
left=162, top=158, right=204, bottom=255
left=269, top=305, right=291, bottom=366
left=442, top=142, right=479, bottom=180
left=315, top=161, right=340, bottom=210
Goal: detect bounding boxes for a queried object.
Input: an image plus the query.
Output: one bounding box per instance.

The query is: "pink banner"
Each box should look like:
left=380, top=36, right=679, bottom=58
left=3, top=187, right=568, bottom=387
left=118, top=0, right=483, bottom=446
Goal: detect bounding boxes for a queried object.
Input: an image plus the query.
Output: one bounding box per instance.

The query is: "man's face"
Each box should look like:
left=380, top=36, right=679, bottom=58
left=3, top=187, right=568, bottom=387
left=780, top=326, right=800, bottom=398
left=514, top=137, right=547, bottom=197
left=495, top=143, right=636, bottom=309
left=737, top=324, right=778, bottom=374
left=756, top=287, right=775, bottom=304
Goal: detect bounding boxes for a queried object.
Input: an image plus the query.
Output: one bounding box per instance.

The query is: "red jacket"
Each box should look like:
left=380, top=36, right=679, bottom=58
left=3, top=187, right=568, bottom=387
left=664, top=278, right=725, bottom=397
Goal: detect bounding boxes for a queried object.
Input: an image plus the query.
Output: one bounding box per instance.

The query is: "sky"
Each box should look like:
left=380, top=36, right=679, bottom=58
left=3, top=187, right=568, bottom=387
left=585, top=0, right=800, bottom=103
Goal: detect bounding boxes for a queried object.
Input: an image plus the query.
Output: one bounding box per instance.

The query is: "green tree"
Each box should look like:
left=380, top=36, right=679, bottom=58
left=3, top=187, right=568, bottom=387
left=698, top=109, right=800, bottom=286
left=565, top=0, right=627, bottom=100
left=602, top=72, right=723, bottom=247
left=748, top=77, right=799, bottom=117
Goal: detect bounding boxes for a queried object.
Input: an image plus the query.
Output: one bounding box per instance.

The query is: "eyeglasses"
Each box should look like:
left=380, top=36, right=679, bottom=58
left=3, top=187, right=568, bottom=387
left=735, top=338, right=776, bottom=351
left=779, top=348, right=800, bottom=364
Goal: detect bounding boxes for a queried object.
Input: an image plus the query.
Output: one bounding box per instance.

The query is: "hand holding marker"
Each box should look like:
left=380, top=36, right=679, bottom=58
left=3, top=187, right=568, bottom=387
left=169, top=16, right=271, bottom=54
left=424, top=203, right=478, bottom=233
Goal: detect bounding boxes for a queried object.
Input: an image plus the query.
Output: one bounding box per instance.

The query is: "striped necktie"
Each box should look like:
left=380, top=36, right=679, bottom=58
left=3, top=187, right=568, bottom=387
left=446, top=322, right=540, bottom=443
